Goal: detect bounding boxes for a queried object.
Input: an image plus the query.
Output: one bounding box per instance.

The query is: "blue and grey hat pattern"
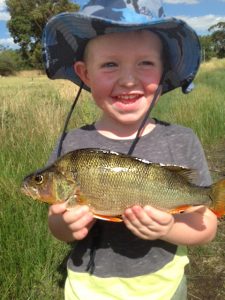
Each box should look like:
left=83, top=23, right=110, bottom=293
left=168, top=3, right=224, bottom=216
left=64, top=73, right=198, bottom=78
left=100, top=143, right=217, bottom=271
left=42, top=0, right=201, bottom=94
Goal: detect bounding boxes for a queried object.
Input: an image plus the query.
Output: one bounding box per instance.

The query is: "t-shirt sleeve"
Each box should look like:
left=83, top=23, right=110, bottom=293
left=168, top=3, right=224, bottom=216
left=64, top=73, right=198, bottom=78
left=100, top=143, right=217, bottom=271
left=186, top=132, right=212, bottom=186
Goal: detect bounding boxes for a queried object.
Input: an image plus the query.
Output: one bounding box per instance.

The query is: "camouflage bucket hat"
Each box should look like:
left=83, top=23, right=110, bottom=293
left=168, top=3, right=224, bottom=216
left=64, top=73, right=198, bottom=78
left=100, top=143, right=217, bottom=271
left=42, top=0, right=201, bottom=94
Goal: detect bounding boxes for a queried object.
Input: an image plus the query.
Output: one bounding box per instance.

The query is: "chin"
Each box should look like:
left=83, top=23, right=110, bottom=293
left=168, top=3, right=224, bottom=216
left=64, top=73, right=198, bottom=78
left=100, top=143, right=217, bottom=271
left=116, top=117, right=143, bottom=126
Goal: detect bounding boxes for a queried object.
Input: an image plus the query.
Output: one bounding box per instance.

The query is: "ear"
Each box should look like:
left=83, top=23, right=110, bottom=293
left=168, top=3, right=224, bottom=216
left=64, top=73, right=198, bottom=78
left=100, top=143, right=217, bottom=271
left=74, top=61, right=91, bottom=87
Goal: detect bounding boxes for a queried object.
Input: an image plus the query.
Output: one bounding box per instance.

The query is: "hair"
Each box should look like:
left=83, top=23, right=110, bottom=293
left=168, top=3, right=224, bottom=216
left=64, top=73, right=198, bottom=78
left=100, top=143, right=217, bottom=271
left=80, top=29, right=166, bottom=64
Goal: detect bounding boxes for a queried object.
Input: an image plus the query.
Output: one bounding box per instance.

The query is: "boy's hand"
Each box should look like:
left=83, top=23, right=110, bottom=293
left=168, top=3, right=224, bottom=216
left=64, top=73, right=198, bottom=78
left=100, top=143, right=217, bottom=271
left=48, top=203, right=95, bottom=242
left=123, top=205, right=174, bottom=240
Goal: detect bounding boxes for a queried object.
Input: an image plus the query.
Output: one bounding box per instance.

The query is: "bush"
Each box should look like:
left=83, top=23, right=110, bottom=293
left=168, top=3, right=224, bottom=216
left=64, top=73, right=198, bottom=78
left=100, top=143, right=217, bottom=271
left=0, top=48, right=28, bottom=76
left=0, top=50, right=17, bottom=75
left=0, top=53, right=15, bottom=76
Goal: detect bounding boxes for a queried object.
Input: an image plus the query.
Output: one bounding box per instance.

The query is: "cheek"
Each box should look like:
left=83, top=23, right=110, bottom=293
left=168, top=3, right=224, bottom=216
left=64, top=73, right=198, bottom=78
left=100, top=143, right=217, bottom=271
left=143, top=73, right=162, bottom=94
left=146, top=82, right=160, bottom=94
left=90, top=76, right=114, bottom=98
left=90, top=85, right=107, bottom=110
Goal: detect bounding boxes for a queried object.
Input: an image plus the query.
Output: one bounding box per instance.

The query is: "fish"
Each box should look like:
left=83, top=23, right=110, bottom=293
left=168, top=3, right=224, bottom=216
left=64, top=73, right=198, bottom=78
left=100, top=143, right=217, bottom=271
left=21, top=148, right=225, bottom=222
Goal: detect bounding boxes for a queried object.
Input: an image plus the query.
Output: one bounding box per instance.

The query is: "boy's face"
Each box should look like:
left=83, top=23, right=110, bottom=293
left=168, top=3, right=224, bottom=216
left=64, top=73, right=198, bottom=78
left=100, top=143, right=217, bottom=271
left=74, top=30, right=163, bottom=126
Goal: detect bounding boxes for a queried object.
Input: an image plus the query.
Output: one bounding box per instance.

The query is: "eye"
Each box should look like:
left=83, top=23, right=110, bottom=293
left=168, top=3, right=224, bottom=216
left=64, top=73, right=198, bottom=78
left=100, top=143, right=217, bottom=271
left=101, top=62, right=117, bottom=68
left=140, top=60, right=154, bottom=66
left=34, top=175, right=44, bottom=185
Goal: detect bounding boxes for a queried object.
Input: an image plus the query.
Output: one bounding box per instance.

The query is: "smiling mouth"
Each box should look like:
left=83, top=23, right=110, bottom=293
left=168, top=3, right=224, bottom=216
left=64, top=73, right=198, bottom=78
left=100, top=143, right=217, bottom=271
left=114, top=94, right=142, bottom=104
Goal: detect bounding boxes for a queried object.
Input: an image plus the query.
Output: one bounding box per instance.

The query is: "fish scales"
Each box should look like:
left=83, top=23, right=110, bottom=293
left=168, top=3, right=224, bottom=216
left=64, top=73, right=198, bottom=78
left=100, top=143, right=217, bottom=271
left=56, top=149, right=210, bottom=215
left=22, top=148, right=225, bottom=220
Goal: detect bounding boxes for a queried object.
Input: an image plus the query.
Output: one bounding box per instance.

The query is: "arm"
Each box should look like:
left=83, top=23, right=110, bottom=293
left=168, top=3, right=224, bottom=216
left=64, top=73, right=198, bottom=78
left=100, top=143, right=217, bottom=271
left=48, top=203, right=95, bottom=243
left=123, top=128, right=218, bottom=245
left=123, top=205, right=218, bottom=245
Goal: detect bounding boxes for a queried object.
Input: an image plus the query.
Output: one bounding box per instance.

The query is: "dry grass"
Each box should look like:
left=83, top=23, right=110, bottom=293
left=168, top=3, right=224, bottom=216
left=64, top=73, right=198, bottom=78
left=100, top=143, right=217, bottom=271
left=16, top=69, right=45, bottom=77
left=201, top=58, right=225, bottom=72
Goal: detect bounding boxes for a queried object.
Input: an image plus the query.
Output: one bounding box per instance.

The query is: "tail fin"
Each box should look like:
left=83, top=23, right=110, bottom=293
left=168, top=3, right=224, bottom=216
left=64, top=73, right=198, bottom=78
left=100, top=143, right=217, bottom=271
left=210, top=179, right=225, bottom=217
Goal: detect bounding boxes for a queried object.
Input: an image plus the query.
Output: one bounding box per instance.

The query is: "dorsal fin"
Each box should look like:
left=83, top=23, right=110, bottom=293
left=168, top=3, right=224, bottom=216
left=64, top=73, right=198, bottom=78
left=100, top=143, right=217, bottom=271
left=162, top=165, right=199, bottom=185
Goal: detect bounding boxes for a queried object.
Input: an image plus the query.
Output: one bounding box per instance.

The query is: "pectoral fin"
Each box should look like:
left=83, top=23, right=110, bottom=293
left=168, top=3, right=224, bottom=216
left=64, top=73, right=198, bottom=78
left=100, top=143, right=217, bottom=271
left=168, top=205, right=192, bottom=214
left=94, top=214, right=123, bottom=222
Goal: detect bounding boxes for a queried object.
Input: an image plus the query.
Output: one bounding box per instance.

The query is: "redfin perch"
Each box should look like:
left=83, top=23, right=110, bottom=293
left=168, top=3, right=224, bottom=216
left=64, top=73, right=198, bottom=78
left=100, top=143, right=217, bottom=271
left=21, top=148, right=225, bottom=222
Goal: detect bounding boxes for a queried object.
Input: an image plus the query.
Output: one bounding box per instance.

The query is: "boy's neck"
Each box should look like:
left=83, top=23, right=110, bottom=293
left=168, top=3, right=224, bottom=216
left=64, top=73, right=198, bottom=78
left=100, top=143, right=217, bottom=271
left=95, top=117, right=156, bottom=140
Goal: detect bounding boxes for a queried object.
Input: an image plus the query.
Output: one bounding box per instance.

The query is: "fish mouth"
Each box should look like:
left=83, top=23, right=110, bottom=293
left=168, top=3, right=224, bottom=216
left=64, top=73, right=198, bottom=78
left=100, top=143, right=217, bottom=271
left=21, top=182, right=40, bottom=200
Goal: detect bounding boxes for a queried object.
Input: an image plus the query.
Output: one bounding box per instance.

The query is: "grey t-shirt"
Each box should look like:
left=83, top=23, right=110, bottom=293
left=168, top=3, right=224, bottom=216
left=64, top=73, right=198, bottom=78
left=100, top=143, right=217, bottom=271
left=48, top=120, right=211, bottom=278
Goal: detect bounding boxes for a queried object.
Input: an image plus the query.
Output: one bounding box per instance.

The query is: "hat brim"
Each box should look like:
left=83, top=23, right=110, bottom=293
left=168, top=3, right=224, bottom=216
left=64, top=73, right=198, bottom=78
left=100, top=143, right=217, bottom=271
left=42, top=12, right=201, bottom=94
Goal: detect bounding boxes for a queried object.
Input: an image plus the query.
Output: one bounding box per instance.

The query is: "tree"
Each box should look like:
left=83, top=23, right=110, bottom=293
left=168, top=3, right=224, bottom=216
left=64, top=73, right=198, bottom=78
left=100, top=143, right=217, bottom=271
left=199, top=35, right=215, bottom=62
left=208, top=22, right=225, bottom=59
left=6, top=0, right=79, bottom=68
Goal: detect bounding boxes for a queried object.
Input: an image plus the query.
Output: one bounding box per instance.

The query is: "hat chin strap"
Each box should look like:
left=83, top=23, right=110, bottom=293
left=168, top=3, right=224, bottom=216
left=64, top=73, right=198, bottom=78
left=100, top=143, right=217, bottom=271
left=57, top=74, right=164, bottom=158
left=127, top=72, right=165, bottom=156
left=56, top=82, right=84, bottom=158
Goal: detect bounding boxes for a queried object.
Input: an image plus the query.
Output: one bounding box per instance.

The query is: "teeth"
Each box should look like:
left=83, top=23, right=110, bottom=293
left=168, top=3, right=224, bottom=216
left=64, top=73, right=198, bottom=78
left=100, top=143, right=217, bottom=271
left=117, top=94, right=139, bottom=100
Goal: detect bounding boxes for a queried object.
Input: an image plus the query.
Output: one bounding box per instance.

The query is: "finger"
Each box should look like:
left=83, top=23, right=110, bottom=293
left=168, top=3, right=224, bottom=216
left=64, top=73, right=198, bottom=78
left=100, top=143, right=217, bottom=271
left=123, top=207, right=154, bottom=236
left=86, top=219, right=96, bottom=230
left=123, top=206, right=172, bottom=239
left=123, top=206, right=144, bottom=227
left=132, top=205, right=156, bottom=226
left=123, top=215, right=158, bottom=240
left=48, top=202, right=67, bottom=215
left=124, top=206, right=155, bottom=228
left=73, top=227, right=89, bottom=240
left=123, top=215, right=146, bottom=238
left=69, top=212, right=94, bottom=232
left=63, top=206, right=93, bottom=225
left=143, top=206, right=173, bottom=226
left=71, top=218, right=96, bottom=241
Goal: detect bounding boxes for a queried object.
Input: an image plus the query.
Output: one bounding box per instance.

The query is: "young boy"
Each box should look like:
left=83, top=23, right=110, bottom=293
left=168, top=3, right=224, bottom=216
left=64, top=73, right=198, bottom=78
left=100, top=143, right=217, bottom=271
left=43, top=1, right=218, bottom=299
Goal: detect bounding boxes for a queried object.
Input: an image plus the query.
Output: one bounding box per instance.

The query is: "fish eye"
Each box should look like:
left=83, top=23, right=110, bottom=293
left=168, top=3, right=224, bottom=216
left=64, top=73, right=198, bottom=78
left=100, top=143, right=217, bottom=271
left=34, top=175, right=44, bottom=185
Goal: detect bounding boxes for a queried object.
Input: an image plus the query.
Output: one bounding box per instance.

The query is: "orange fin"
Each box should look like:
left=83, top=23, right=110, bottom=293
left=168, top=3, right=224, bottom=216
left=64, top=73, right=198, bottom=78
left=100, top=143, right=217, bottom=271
left=168, top=205, right=192, bottom=214
left=210, top=209, right=223, bottom=218
left=210, top=179, right=225, bottom=218
left=94, top=214, right=123, bottom=222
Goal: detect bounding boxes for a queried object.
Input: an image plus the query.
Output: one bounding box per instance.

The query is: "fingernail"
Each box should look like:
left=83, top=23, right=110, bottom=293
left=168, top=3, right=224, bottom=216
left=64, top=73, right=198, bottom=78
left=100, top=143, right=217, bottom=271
left=81, top=205, right=89, bottom=213
left=125, top=208, right=132, bottom=215
left=144, top=206, right=151, bottom=212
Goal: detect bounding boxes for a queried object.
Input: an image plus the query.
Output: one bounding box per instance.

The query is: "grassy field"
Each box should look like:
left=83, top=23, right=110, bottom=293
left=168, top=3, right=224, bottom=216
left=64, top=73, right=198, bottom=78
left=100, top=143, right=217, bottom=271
left=1, top=59, right=225, bottom=299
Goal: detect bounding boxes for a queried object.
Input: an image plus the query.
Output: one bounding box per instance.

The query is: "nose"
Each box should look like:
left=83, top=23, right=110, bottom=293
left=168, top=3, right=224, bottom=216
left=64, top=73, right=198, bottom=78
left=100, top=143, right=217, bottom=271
left=118, top=67, right=137, bottom=87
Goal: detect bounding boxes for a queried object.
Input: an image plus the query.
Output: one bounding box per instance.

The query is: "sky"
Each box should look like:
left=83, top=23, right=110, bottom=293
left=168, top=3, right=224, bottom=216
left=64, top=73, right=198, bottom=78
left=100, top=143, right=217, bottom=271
left=0, top=0, right=225, bottom=48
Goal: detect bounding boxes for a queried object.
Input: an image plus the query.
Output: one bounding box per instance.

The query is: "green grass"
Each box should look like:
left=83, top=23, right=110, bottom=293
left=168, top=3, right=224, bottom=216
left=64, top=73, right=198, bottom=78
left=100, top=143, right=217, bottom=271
left=153, top=65, right=225, bottom=146
left=0, top=76, right=99, bottom=299
left=0, top=61, right=225, bottom=299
